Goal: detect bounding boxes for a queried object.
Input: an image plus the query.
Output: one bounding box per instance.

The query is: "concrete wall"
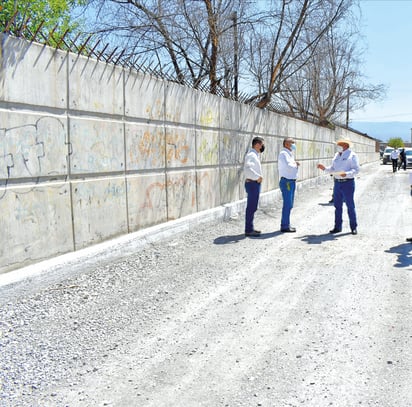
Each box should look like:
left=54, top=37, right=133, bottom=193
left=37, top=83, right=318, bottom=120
left=0, top=34, right=378, bottom=273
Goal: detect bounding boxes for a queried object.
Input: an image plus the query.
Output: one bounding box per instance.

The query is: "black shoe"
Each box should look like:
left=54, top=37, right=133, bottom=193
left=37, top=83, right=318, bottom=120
left=253, top=229, right=261, bottom=234
left=328, top=199, right=334, bottom=203
left=281, top=227, right=296, bottom=233
left=406, top=237, right=412, bottom=243
left=245, top=230, right=261, bottom=237
left=351, top=229, right=357, bottom=235
left=329, top=228, right=342, bottom=233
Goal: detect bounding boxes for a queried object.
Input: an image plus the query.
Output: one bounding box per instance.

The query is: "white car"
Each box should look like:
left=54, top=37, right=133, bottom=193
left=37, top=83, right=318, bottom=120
left=382, top=147, right=394, bottom=165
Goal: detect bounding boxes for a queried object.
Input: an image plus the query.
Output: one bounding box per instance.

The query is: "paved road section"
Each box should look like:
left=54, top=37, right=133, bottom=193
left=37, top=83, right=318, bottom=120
left=1, top=162, right=411, bottom=407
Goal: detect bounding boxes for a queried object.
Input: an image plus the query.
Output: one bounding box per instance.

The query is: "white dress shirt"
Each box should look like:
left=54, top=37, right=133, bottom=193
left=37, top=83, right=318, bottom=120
left=390, top=149, right=399, bottom=160
left=323, top=149, right=360, bottom=179
left=278, top=148, right=299, bottom=179
left=244, top=149, right=262, bottom=180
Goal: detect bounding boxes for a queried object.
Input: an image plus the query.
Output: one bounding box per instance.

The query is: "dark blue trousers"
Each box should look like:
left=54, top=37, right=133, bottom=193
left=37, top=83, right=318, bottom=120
left=333, top=179, right=357, bottom=230
left=245, top=181, right=261, bottom=233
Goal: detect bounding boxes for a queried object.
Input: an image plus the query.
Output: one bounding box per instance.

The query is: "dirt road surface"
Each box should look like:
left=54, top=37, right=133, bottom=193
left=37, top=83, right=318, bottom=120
left=1, top=162, right=411, bottom=407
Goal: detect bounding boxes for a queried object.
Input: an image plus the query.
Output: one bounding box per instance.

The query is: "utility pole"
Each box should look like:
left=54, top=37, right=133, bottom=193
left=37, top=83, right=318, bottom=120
left=345, top=87, right=350, bottom=128
left=232, top=11, right=238, bottom=100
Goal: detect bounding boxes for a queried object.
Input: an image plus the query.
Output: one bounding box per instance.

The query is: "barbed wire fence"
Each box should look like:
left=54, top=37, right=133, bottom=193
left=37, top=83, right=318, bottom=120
left=2, top=12, right=364, bottom=133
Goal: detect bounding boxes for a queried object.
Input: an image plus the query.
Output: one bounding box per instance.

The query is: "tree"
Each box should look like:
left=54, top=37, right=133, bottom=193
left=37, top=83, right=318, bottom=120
left=0, top=0, right=86, bottom=40
left=83, top=0, right=250, bottom=96
left=387, top=138, right=404, bottom=149
left=277, top=20, right=385, bottom=125
left=241, top=0, right=385, bottom=125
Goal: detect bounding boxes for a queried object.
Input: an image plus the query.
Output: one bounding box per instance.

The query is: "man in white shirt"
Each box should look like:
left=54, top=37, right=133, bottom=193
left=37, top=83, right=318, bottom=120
left=278, top=137, right=300, bottom=232
left=317, top=137, right=360, bottom=235
left=390, top=148, right=399, bottom=173
left=244, top=137, right=264, bottom=237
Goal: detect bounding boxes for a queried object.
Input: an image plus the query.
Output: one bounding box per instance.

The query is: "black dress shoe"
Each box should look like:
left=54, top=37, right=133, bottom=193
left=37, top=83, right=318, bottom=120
left=351, top=229, right=357, bottom=235
left=281, top=227, right=296, bottom=233
left=253, top=229, right=261, bottom=234
left=407, top=237, right=412, bottom=242
left=245, top=230, right=261, bottom=237
left=329, top=228, right=342, bottom=233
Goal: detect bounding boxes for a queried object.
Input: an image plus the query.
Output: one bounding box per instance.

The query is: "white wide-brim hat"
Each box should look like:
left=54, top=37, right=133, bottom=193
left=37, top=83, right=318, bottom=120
left=336, top=137, right=352, bottom=147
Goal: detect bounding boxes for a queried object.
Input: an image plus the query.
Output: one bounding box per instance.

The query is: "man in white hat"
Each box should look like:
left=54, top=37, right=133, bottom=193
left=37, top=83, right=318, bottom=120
left=317, top=138, right=360, bottom=235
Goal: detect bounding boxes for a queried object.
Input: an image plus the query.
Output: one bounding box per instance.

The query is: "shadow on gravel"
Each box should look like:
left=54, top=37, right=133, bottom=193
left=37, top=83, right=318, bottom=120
left=299, top=233, right=350, bottom=244
left=214, top=234, right=246, bottom=244
left=252, top=231, right=283, bottom=239
left=385, top=243, right=412, bottom=269
left=213, top=231, right=282, bottom=244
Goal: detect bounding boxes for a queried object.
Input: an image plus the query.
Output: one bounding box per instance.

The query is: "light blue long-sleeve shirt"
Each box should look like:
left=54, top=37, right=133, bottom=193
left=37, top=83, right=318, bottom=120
left=278, top=148, right=299, bottom=180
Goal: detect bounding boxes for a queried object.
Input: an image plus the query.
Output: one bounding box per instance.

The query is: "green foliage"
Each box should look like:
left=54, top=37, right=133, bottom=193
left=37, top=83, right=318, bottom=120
left=0, top=0, right=86, bottom=41
left=387, top=137, right=404, bottom=149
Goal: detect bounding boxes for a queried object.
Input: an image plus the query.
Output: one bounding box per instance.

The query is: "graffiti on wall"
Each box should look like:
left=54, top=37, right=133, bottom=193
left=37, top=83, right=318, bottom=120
left=127, top=127, right=166, bottom=169
left=0, top=116, right=70, bottom=198
left=197, top=135, right=219, bottom=166
left=140, top=171, right=216, bottom=213
left=166, top=131, right=192, bottom=167
left=199, top=109, right=216, bottom=126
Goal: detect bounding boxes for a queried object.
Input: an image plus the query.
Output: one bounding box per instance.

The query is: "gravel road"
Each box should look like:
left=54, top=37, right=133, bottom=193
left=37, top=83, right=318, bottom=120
left=1, top=162, right=411, bottom=407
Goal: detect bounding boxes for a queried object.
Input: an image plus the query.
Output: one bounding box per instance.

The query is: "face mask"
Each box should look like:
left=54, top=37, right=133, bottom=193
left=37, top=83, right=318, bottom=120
left=260, top=144, right=265, bottom=153
left=291, top=143, right=296, bottom=151
left=337, top=145, right=344, bottom=153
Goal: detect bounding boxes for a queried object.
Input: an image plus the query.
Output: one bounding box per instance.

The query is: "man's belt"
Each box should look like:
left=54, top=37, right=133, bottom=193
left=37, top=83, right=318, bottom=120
left=334, top=178, right=354, bottom=182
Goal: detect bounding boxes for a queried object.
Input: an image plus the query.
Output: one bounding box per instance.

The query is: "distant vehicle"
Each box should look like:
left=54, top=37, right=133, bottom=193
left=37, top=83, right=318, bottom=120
left=382, top=147, right=394, bottom=165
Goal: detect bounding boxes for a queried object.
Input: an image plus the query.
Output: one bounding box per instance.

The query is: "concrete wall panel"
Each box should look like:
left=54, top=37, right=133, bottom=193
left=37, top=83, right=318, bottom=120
left=72, top=178, right=127, bottom=249
left=0, top=36, right=66, bottom=108
left=220, top=98, right=241, bottom=130
left=124, top=72, right=165, bottom=121
left=0, top=113, right=68, bottom=180
left=196, top=129, right=219, bottom=166
left=195, top=92, right=220, bottom=128
left=262, top=162, right=278, bottom=193
left=261, top=135, right=280, bottom=164
left=196, top=168, right=221, bottom=212
left=127, top=173, right=167, bottom=231
left=0, top=182, right=72, bottom=271
left=240, top=104, right=265, bottom=134
left=166, top=170, right=197, bottom=220
left=69, top=56, right=123, bottom=115
left=126, top=123, right=165, bottom=170
left=70, top=118, right=124, bottom=174
left=165, top=83, right=195, bottom=125
left=220, top=166, right=241, bottom=205
left=220, top=131, right=242, bottom=165
left=264, top=111, right=280, bottom=136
